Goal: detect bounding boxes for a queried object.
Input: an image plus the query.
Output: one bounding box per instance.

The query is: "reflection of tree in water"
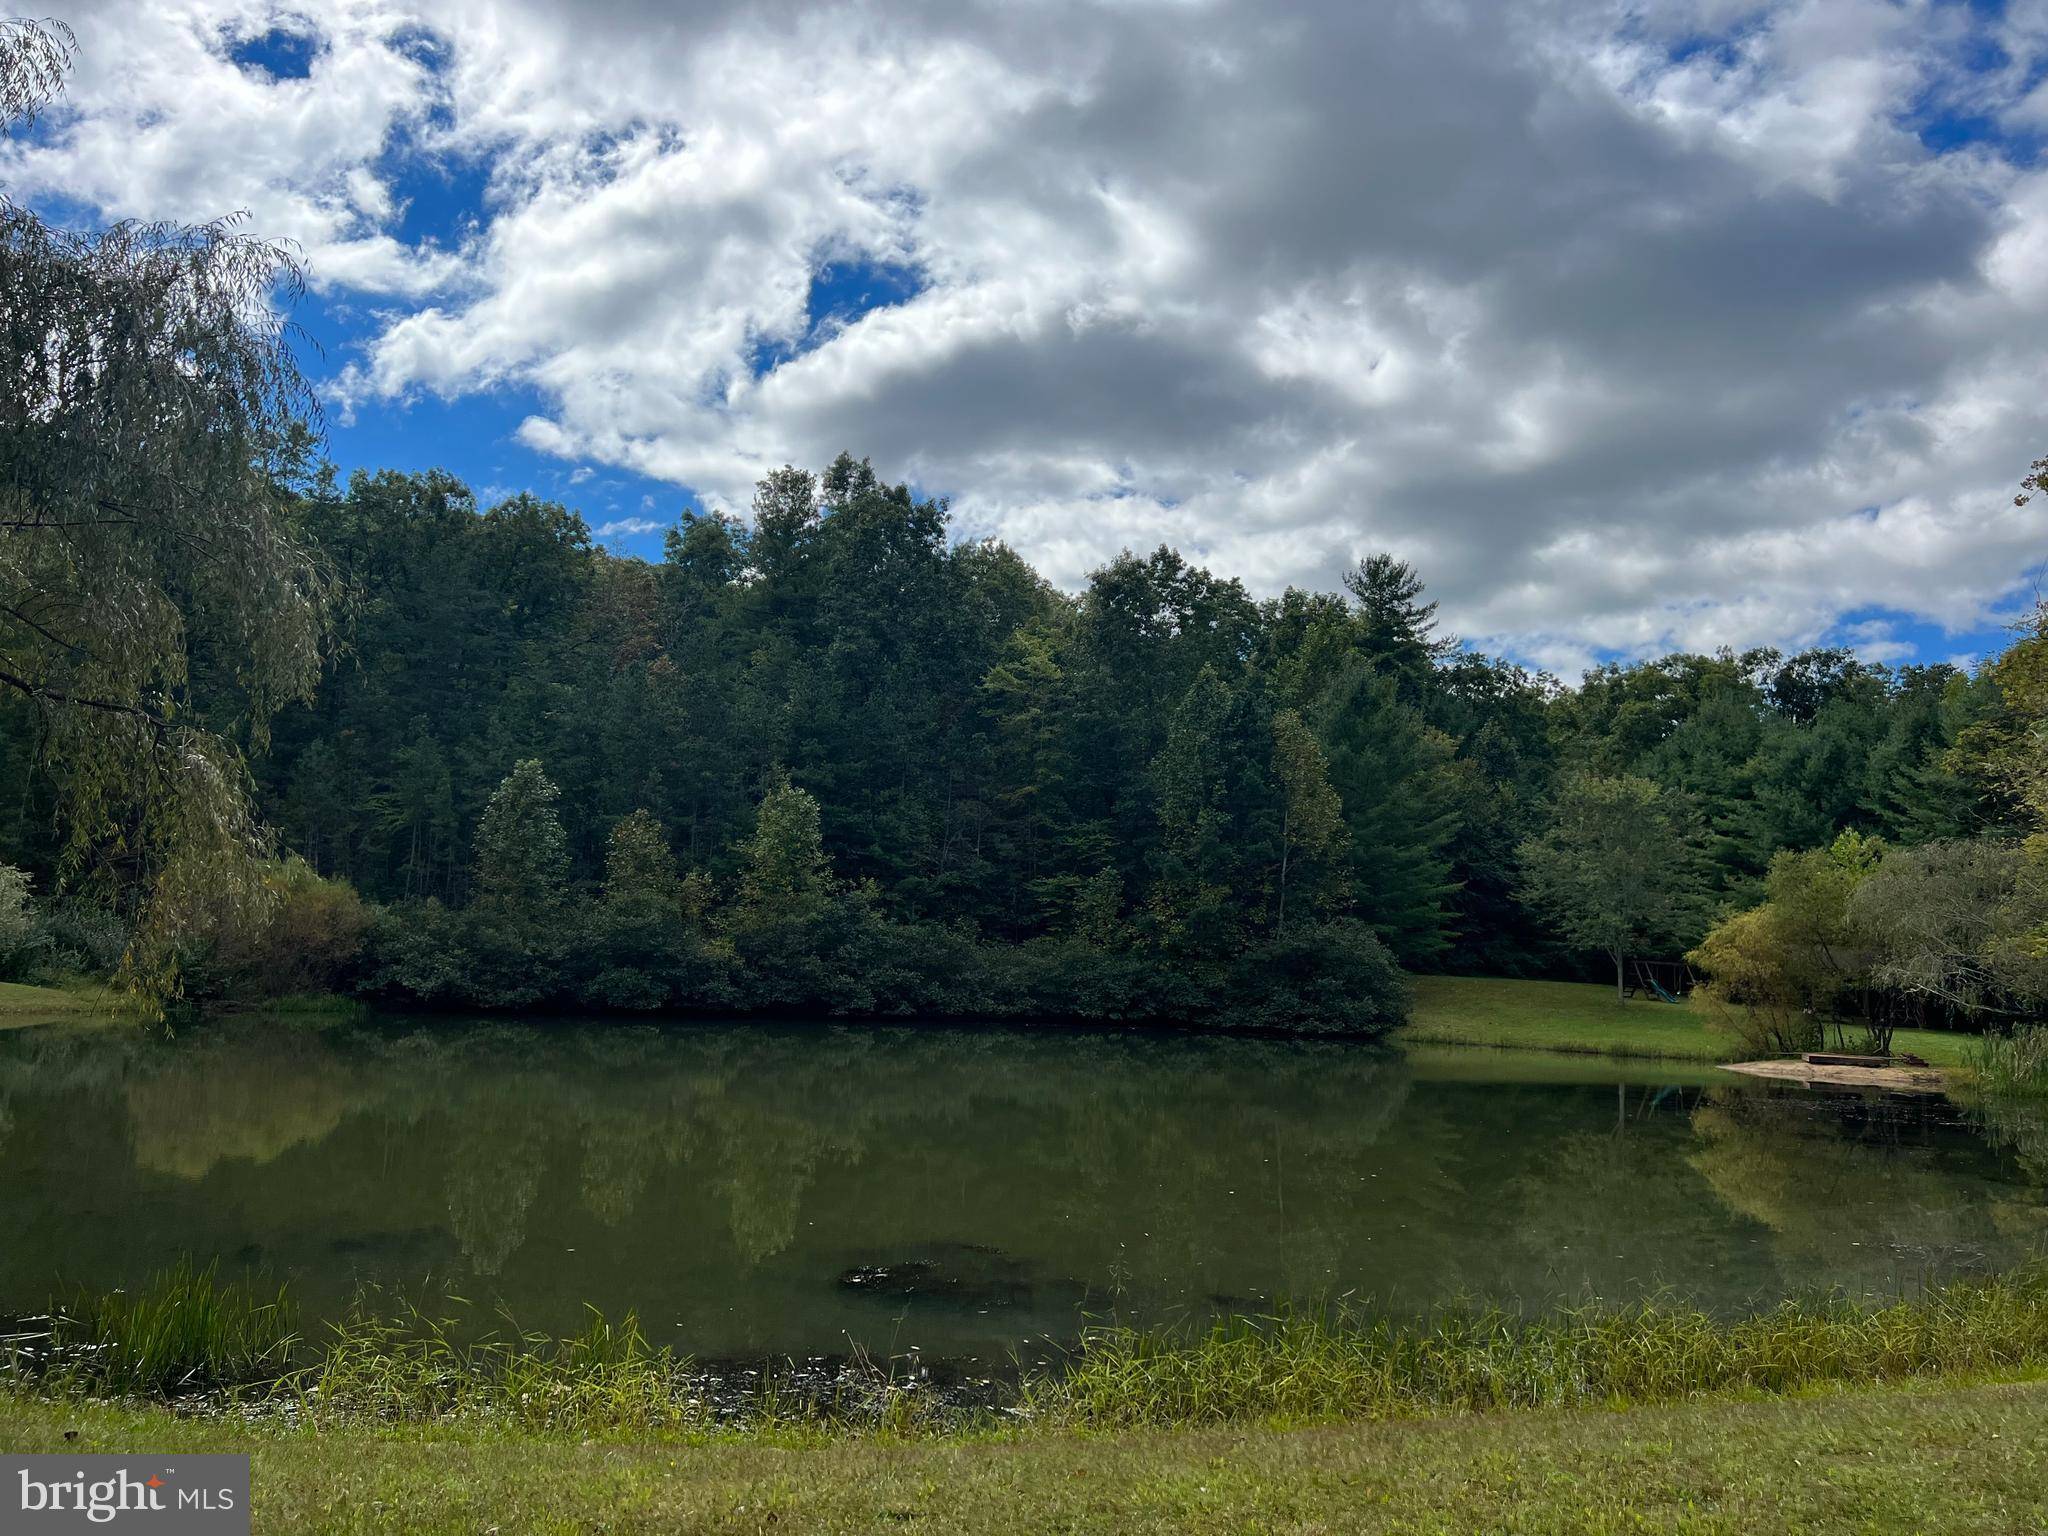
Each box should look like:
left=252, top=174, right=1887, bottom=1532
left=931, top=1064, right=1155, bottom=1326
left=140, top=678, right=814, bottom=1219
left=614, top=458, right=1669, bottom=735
left=1688, top=1085, right=2026, bottom=1290
left=445, top=1111, right=546, bottom=1277
left=578, top=1113, right=661, bottom=1227
left=715, top=1113, right=825, bottom=1266
left=1961, top=1094, right=2048, bottom=1246
left=1506, top=1084, right=1734, bottom=1306
left=122, top=1031, right=367, bottom=1179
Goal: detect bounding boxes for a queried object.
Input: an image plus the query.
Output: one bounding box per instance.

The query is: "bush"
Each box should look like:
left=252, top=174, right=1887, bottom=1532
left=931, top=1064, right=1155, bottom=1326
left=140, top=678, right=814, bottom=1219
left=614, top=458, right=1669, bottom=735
left=39, top=896, right=128, bottom=975
left=0, top=861, right=44, bottom=979
left=1217, top=919, right=1410, bottom=1034
left=184, top=858, right=373, bottom=1003
left=1689, top=905, right=1823, bottom=1057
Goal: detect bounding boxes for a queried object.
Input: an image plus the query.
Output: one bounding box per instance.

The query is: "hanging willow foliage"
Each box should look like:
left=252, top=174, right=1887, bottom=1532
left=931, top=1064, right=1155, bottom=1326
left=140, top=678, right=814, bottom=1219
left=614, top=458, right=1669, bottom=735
left=0, top=18, right=337, bottom=1010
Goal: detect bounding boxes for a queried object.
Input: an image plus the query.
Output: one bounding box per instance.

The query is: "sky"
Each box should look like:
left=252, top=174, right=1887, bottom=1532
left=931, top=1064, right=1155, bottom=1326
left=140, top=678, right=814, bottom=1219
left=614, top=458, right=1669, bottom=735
left=9, top=0, right=2048, bottom=678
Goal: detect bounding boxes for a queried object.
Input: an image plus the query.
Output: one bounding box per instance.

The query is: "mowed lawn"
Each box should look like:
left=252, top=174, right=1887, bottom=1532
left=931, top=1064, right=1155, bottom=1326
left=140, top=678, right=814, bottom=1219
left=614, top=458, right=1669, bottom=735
left=0, top=978, right=132, bottom=1029
left=1399, top=974, right=1979, bottom=1068
left=4, top=1379, right=2046, bottom=1534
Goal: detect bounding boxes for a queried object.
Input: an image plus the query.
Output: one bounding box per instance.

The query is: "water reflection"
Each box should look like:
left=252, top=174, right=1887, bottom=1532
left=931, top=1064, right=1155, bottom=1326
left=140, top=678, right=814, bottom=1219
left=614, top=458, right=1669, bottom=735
left=0, top=1019, right=2039, bottom=1358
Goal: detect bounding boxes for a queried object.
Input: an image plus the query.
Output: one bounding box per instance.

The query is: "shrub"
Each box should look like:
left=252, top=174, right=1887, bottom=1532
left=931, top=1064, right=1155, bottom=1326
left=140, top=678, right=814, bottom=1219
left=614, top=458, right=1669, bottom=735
left=1690, top=905, right=1822, bottom=1057
left=39, top=896, right=128, bottom=975
left=1217, top=919, right=1410, bottom=1034
left=0, top=861, right=44, bottom=978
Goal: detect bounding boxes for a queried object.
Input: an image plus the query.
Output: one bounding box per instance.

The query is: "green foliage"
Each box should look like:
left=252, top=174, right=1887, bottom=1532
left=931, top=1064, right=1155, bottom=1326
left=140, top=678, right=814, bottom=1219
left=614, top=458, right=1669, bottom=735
left=1974, top=1025, right=2048, bottom=1097
left=474, top=760, right=570, bottom=913
left=0, top=860, right=40, bottom=977
left=730, top=777, right=839, bottom=930
left=1028, top=1270, right=2048, bottom=1430
left=1849, top=838, right=2048, bottom=1019
left=1316, top=665, right=1462, bottom=965
left=169, top=857, right=371, bottom=1004
left=16, top=1260, right=298, bottom=1397
left=36, top=897, right=128, bottom=976
left=1270, top=708, right=1343, bottom=935
left=603, top=809, right=682, bottom=909
left=1689, top=832, right=1886, bottom=1055
left=0, top=23, right=335, bottom=1010
left=5, top=272, right=2027, bottom=1038
left=1519, top=773, right=1709, bottom=996
left=36, top=1261, right=2048, bottom=1439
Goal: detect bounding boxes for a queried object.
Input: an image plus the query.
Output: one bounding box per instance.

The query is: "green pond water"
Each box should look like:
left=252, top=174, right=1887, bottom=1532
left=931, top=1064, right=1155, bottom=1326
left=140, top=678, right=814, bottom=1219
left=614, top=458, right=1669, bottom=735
left=0, top=1018, right=2042, bottom=1366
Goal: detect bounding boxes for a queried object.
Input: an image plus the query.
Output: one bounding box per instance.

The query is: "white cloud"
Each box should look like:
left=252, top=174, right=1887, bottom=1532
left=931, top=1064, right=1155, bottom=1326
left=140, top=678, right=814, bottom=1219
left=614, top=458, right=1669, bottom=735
left=18, top=0, right=2048, bottom=669
left=592, top=516, right=665, bottom=538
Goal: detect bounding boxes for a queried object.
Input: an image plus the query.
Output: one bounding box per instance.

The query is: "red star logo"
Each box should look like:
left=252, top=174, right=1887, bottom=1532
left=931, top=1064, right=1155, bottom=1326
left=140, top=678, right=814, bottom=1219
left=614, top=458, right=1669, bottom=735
left=146, top=1477, right=164, bottom=1489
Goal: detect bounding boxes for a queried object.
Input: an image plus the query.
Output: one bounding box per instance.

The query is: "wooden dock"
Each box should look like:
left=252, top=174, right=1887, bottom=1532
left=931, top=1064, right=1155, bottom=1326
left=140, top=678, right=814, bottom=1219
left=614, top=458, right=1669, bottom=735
left=1720, top=1058, right=1948, bottom=1094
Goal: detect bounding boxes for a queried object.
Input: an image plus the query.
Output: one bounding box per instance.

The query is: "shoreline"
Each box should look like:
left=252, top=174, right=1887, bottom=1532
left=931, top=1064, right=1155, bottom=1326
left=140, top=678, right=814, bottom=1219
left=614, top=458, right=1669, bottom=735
left=1720, top=1058, right=1952, bottom=1094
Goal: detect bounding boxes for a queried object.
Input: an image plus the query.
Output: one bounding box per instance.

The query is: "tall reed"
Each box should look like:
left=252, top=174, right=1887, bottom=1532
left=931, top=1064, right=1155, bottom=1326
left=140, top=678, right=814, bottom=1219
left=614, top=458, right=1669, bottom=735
left=1025, top=1272, right=2048, bottom=1428
left=1975, top=1025, right=2048, bottom=1096
left=13, top=1264, right=2048, bottom=1434
left=4, top=1261, right=298, bottom=1396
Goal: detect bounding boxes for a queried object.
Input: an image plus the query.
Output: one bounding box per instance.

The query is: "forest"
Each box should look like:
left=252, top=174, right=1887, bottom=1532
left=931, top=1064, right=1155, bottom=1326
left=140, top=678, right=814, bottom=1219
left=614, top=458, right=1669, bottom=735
left=8, top=439, right=2047, bottom=1038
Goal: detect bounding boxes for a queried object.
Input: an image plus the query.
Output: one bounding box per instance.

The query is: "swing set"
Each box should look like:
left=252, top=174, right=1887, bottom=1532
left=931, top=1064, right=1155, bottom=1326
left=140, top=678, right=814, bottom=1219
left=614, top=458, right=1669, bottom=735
left=1623, top=957, right=1694, bottom=1004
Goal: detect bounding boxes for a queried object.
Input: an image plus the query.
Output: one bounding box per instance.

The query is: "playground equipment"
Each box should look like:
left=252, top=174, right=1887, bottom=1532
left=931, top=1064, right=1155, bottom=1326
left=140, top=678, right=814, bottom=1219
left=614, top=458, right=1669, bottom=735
left=1625, top=957, right=1693, bottom=1004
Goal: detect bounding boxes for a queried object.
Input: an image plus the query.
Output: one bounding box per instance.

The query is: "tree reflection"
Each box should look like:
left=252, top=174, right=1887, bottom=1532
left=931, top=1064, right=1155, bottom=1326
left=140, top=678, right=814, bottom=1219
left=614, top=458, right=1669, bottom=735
left=1688, top=1084, right=2024, bottom=1289
left=1, top=1017, right=2039, bottom=1353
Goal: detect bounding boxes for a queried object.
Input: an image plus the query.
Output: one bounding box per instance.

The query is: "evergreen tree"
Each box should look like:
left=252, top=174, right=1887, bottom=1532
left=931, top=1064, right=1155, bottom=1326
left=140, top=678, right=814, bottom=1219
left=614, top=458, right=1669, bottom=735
left=1316, top=665, right=1462, bottom=964
left=1343, top=553, right=1453, bottom=700
left=1148, top=666, right=1248, bottom=953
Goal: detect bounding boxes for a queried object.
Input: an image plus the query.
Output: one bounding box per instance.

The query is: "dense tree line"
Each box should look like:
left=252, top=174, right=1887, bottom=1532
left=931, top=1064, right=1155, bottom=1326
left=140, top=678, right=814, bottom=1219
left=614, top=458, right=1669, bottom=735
left=8, top=440, right=2025, bottom=1030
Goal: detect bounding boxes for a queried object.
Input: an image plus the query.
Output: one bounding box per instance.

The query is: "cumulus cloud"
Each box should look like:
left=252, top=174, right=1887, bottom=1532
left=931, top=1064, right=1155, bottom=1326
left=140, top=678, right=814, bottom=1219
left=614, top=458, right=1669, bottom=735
left=17, top=0, right=2048, bottom=669
left=592, top=516, right=666, bottom=539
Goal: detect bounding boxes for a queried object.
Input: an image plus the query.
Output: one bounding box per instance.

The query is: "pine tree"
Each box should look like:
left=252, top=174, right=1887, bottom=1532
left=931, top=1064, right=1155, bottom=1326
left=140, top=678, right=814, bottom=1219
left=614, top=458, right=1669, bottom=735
left=1343, top=553, right=1453, bottom=700
left=1148, top=667, right=1242, bottom=952
left=1316, top=665, right=1462, bottom=964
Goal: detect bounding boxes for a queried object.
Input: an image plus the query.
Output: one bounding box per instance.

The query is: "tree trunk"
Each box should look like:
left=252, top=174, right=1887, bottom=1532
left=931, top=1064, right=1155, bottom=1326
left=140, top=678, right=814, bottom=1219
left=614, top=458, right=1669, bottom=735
left=1614, top=950, right=1626, bottom=1002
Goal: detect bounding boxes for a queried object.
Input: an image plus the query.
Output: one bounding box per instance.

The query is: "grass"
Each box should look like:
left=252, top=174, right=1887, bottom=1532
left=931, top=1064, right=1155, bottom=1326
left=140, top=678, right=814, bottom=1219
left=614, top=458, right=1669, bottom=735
left=1029, top=1277, right=2048, bottom=1428
left=4, top=1376, right=2047, bottom=1532
left=17, top=1266, right=2048, bottom=1433
left=0, top=976, right=136, bottom=1028
left=12, top=1261, right=300, bottom=1397
left=14, top=1267, right=2048, bottom=1529
left=1399, top=975, right=1978, bottom=1068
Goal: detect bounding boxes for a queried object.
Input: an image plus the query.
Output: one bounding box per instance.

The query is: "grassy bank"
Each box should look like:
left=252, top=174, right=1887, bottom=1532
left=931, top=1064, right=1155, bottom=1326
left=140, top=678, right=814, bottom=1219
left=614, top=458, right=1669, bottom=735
left=4, top=1377, right=2046, bottom=1532
left=17, top=1265, right=2048, bottom=1431
left=1400, top=975, right=1978, bottom=1067
left=0, top=977, right=137, bottom=1029
left=14, top=1268, right=2048, bottom=1529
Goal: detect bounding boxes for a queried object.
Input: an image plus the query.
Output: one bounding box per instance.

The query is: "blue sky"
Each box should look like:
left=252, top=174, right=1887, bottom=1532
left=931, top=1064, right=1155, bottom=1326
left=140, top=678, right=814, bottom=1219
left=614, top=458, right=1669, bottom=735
left=303, top=252, right=933, bottom=558
left=16, top=0, right=2048, bottom=677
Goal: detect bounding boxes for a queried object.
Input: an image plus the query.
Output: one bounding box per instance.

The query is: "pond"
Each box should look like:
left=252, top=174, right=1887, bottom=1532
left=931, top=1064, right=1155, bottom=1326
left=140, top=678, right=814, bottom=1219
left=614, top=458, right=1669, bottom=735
left=1, top=1017, right=2042, bottom=1367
